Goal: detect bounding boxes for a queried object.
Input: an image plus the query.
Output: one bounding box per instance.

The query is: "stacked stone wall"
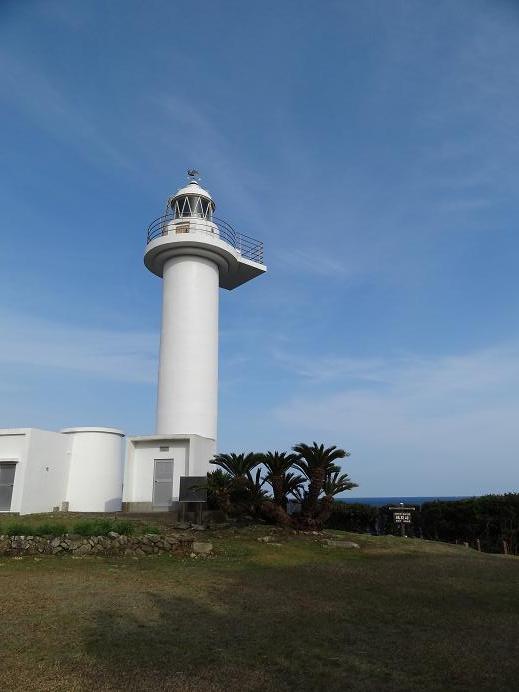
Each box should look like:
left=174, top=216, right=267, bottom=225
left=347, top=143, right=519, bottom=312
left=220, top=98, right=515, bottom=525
left=0, top=532, right=212, bottom=557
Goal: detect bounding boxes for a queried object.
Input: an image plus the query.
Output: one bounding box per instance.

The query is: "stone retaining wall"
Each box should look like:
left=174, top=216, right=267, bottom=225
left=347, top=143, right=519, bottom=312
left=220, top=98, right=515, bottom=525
left=0, top=532, right=209, bottom=557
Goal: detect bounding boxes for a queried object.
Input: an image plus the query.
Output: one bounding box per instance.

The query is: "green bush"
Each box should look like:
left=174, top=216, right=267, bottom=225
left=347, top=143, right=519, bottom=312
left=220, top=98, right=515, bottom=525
left=112, top=520, right=135, bottom=536
left=415, top=494, right=519, bottom=553
left=0, top=518, right=138, bottom=538
left=2, top=522, right=35, bottom=536
left=139, top=523, right=160, bottom=534
left=34, top=522, right=67, bottom=536
left=71, top=518, right=136, bottom=536
left=325, top=502, right=378, bottom=533
left=71, top=519, right=113, bottom=536
left=1, top=521, right=67, bottom=537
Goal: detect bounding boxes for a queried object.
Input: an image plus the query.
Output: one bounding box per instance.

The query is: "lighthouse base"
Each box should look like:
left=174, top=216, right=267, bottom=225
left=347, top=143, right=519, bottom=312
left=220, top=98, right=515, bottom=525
left=122, top=433, right=215, bottom=512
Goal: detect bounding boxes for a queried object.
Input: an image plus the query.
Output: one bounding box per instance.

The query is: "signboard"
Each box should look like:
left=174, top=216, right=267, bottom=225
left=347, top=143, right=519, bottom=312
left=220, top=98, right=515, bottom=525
left=393, top=511, right=412, bottom=524
left=179, top=476, right=207, bottom=503
left=388, top=505, right=415, bottom=536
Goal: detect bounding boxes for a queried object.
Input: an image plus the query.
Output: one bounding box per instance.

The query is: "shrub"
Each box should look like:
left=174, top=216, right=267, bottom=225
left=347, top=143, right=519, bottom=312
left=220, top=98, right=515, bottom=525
left=325, top=503, right=378, bottom=533
left=71, top=519, right=113, bottom=536
left=2, top=522, right=35, bottom=536
left=112, top=520, right=135, bottom=536
left=139, top=523, right=160, bottom=534
left=416, top=494, right=519, bottom=553
left=34, top=522, right=67, bottom=536
left=71, top=518, right=136, bottom=536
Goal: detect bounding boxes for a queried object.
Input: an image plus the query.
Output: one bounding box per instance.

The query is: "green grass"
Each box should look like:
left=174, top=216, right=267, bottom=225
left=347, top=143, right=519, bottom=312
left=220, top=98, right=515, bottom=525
left=0, top=514, right=157, bottom=537
left=0, top=526, right=517, bottom=691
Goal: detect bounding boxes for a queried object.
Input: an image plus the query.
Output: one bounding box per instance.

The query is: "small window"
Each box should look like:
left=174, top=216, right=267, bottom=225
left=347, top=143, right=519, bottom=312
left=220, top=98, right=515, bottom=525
left=159, top=446, right=170, bottom=452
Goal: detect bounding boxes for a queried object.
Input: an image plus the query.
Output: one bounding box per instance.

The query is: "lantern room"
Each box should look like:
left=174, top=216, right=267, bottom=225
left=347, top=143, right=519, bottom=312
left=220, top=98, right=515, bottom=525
left=168, top=179, right=215, bottom=221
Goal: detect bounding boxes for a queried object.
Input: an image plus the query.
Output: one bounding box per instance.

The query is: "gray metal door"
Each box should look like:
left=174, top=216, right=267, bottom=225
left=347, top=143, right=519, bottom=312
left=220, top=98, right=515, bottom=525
left=0, top=462, right=16, bottom=511
left=153, top=459, right=173, bottom=507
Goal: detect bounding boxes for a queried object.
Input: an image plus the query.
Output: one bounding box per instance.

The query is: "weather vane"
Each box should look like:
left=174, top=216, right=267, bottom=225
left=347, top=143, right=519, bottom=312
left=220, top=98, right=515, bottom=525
left=187, top=168, right=200, bottom=180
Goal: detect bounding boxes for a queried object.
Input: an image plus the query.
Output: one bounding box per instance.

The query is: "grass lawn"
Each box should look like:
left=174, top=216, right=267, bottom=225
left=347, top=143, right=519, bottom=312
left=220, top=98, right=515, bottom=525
left=0, top=525, right=517, bottom=691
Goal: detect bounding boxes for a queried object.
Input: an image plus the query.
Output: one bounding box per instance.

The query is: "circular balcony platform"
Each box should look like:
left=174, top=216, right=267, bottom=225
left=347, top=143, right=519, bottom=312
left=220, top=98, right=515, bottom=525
left=144, top=215, right=266, bottom=290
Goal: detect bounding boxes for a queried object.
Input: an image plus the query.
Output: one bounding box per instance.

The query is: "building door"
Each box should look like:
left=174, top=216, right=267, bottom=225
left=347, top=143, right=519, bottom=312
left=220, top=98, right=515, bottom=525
left=0, top=462, right=16, bottom=511
left=153, top=459, right=173, bottom=507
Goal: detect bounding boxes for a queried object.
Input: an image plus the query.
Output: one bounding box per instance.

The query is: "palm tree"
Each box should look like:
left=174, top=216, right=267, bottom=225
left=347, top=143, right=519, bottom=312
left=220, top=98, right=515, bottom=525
left=283, top=471, right=307, bottom=502
left=293, top=442, right=350, bottom=520
left=211, top=452, right=260, bottom=479
left=204, top=469, right=234, bottom=513
left=318, top=469, right=358, bottom=523
left=211, top=453, right=263, bottom=517
left=262, top=451, right=300, bottom=506
left=246, top=467, right=269, bottom=508
left=321, top=470, right=358, bottom=498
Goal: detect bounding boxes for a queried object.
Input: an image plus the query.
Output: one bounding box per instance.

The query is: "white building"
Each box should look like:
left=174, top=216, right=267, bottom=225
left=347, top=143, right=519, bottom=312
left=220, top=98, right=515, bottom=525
left=0, top=173, right=266, bottom=515
left=0, top=428, right=125, bottom=514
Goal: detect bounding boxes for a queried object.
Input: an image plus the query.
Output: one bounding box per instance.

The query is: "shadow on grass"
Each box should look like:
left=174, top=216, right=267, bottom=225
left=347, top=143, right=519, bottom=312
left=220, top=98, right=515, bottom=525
left=82, top=558, right=519, bottom=692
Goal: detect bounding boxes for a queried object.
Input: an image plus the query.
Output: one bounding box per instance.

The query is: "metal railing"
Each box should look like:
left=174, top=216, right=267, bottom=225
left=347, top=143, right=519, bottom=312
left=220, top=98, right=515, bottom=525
left=146, top=214, right=264, bottom=264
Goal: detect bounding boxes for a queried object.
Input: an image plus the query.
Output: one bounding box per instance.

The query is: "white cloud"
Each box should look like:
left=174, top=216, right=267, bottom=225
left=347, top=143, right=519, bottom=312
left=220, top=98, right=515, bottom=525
left=274, top=248, right=358, bottom=279
left=273, top=349, right=387, bottom=384
left=0, top=311, right=157, bottom=384
left=273, top=343, right=519, bottom=495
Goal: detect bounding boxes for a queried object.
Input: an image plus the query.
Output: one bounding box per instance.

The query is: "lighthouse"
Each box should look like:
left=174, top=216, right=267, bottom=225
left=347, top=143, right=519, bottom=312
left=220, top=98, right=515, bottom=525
left=122, top=172, right=267, bottom=510
left=0, top=171, right=266, bottom=515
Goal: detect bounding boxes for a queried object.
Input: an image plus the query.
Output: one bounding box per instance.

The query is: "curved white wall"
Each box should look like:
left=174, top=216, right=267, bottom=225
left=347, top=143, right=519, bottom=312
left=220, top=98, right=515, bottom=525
left=62, top=428, right=125, bottom=512
left=156, top=255, right=219, bottom=439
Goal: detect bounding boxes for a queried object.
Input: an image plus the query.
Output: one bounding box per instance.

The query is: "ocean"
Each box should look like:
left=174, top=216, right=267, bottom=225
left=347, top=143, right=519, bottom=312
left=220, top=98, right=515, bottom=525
left=336, top=496, right=472, bottom=507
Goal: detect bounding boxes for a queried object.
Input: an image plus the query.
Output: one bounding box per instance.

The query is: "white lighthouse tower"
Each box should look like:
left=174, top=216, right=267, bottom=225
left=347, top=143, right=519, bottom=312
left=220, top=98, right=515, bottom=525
left=123, top=172, right=266, bottom=511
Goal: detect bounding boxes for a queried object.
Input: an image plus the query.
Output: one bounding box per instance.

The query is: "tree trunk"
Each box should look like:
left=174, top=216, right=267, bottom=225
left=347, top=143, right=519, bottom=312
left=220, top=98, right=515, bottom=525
left=271, top=475, right=284, bottom=506
left=260, top=500, right=294, bottom=527
left=302, top=468, right=326, bottom=518
left=215, top=492, right=232, bottom=516
left=315, top=496, right=334, bottom=526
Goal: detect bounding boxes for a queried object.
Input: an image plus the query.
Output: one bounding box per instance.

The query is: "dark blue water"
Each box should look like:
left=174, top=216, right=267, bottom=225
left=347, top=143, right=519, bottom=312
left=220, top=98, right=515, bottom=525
left=336, top=496, right=472, bottom=507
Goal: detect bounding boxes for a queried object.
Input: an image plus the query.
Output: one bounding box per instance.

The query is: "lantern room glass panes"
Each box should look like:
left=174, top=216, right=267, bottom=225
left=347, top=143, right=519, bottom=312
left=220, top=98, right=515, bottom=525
left=172, top=195, right=213, bottom=220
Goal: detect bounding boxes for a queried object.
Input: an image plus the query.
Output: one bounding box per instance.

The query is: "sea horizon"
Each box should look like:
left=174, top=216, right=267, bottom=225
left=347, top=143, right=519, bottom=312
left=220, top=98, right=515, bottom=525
left=336, top=496, right=474, bottom=507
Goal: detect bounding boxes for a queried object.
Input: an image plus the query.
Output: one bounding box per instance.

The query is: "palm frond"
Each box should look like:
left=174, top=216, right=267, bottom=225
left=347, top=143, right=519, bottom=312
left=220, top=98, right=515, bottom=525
left=292, top=441, right=350, bottom=468
left=262, top=451, right=300, bottom=476
left=322, top=470, right=358, bottom=497
left=211, top=452, right=261, bottom=478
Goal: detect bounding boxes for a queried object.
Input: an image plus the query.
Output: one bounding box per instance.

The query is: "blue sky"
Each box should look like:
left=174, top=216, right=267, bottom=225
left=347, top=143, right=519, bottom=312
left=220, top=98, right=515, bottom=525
left=1, top=0, right=518, bottom=496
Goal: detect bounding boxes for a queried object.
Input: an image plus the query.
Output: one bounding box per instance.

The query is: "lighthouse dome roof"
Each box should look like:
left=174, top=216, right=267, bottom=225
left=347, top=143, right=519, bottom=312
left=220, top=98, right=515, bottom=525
left=172, top=179, right=213, bottom=202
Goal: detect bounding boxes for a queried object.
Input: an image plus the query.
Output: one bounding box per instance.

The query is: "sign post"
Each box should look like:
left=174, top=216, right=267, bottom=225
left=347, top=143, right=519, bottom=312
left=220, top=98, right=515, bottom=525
left=388, top=504, right=415, bottom=538
left=179, top=476, right=207, bottom=525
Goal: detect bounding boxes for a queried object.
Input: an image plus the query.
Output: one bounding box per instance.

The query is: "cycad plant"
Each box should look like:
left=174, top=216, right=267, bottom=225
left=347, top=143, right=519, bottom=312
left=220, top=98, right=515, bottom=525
left=319, top=469, right=358, bottom=523
left=262, top=451, right=300, bottom=506
left=210, top=452, right=262, bottom=516
left=321, top=470, right=358, bottom=497
left=245, top=467, right=269, bottom=514
left=208, top=442, right=356, bottom=529
left=211, top=452, right=260, bottom=478
left=293, top=442, right=350, bottom=520
left=204, top=469, right=234, bottom=513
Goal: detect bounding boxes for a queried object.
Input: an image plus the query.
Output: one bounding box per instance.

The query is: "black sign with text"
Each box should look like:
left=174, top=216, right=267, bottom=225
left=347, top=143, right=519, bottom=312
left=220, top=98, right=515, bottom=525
left=179, top=476, right=207, bottom=503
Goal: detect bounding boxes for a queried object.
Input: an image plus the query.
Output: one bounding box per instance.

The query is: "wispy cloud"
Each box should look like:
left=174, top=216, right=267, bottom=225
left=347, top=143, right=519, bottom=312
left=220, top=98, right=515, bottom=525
left=274, top=248, right=358, bottom=279
left=0, top=311, right=157, bottom=384
left=155, top=97, right=265, bottom=226
left=274, top=343, right=519, bottom=394
left=273, top=342, right=519, bottom=494
left=273, top=349, right=387, bottom=384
